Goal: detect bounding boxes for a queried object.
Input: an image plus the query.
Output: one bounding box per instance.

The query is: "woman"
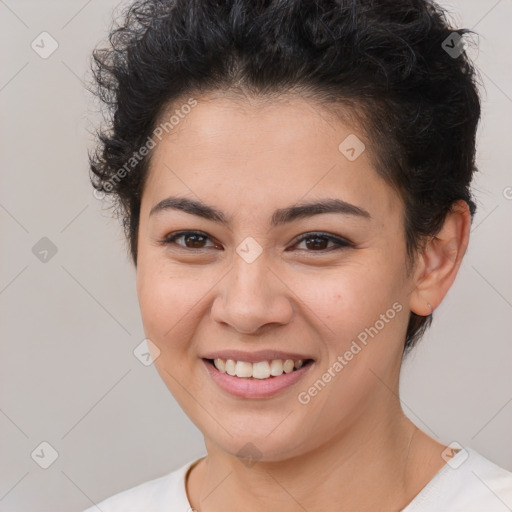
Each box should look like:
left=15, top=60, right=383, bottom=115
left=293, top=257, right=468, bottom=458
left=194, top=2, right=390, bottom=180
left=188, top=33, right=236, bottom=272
left=84, top=0, right=512, bottom=510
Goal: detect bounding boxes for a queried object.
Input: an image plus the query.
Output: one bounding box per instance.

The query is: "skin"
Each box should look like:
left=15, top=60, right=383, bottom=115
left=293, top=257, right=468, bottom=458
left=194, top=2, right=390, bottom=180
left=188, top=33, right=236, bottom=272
left=136, top=91, right=471, bottom=512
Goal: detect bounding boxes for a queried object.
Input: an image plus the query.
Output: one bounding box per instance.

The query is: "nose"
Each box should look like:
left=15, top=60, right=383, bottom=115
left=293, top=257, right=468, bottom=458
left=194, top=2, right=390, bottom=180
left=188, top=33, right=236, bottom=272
left=210, top=252, right=294, bottom=334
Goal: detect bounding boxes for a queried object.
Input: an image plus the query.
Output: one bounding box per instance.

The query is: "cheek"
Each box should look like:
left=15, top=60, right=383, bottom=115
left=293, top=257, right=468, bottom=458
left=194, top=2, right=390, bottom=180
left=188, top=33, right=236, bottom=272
left=294, top=267, right=406, bottom=420
left=288, top=259, right=397, bottom=327
left=137, top=261, right=208, bottom=348
left=288, top=258, right=407, bottom=376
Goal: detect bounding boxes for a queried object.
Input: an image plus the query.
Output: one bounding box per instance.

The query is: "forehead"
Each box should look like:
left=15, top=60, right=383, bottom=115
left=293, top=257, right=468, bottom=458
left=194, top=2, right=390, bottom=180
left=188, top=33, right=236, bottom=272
left=142, top=93, right=403, bottom=226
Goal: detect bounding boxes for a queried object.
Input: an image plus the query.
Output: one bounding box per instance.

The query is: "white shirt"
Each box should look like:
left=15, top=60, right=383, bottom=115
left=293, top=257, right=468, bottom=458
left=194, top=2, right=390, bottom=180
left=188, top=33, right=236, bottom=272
left=82, top=448, right=512, bottom=512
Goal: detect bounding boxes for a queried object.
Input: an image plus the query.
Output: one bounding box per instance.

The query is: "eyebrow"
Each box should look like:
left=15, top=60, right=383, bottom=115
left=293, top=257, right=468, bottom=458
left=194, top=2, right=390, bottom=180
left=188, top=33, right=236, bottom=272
left=149, top=196, right=371, bottom=226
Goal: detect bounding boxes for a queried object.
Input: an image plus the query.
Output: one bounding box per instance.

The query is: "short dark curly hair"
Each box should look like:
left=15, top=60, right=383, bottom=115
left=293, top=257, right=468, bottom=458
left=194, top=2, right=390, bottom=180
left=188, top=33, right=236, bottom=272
left=88, top=0, right=481, bottom=353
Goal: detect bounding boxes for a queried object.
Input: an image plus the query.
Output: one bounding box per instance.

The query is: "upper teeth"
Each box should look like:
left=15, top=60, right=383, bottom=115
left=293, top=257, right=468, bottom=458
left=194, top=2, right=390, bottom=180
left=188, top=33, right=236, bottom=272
left=213, top=358, right=304, bottom=379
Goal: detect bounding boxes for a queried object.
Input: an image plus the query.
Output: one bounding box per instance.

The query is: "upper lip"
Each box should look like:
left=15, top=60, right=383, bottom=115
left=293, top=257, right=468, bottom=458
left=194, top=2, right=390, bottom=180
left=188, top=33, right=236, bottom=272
left=201, top=350, right=314, bottom=364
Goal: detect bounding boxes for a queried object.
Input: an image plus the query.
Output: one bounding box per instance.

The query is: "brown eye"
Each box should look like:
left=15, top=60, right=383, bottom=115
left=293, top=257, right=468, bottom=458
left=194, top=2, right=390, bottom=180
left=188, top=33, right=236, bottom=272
left=293, top=232, right=353, bottom=252
left=161, top=231, right=219, bottom=250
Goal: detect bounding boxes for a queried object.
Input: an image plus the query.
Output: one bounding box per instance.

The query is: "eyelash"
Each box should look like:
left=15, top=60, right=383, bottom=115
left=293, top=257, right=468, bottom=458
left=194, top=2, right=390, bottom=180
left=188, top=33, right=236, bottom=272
left=159, top=230, right=353, bottom=253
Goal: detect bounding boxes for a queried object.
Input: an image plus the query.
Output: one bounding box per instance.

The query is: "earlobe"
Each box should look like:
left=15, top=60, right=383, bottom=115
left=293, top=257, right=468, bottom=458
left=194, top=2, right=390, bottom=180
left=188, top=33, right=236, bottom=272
left=409, top=200, right=471, bottom=317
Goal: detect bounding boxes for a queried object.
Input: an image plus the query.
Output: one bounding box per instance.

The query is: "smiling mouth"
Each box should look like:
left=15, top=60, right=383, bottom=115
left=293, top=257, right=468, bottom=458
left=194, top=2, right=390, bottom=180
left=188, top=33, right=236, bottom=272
left=203, top=358, right=314, bottom=380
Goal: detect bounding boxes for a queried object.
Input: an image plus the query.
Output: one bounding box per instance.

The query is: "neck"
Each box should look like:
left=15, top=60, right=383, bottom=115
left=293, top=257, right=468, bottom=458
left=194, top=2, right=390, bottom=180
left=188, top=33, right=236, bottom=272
left=187, top=399, right=446, bottom=512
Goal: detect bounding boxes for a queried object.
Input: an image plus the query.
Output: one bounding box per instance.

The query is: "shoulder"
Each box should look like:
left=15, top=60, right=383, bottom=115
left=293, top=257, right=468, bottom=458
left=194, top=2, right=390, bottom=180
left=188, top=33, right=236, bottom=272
left=81, top=458, right=200, bottom=512
left=404, top=447, right=512, bottom=512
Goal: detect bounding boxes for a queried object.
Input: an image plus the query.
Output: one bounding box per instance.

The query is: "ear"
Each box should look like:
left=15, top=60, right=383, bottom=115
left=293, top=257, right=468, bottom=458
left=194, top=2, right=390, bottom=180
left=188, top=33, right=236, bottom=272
left=409, top=200, right=472, bottom=316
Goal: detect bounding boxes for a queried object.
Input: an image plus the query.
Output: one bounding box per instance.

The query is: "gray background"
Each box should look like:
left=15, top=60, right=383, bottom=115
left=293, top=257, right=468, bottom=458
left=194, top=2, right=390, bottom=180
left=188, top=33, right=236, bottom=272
left=0, top=1, right=511, bottom=510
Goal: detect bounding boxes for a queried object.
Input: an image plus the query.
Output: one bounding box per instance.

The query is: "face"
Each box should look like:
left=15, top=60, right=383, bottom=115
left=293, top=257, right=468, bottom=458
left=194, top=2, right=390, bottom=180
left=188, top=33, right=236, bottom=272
left=136, top=92, right=415, bottom=461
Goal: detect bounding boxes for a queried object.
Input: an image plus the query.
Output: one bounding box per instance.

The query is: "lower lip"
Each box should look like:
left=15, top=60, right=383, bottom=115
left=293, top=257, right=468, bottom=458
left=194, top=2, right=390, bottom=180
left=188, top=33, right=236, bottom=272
left=202, top=359, right=314, bottom=399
